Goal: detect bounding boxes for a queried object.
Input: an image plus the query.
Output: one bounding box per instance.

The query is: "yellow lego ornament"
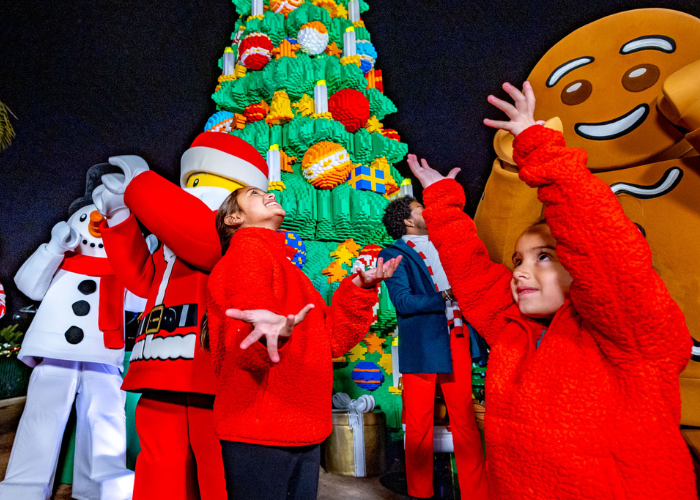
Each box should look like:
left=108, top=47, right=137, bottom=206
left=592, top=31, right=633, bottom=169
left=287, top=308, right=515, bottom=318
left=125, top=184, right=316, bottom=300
left=292, top=94, right=315, bottom=117
left=330, top=245, right=354, bottom=266
left=378, top=352, right=393, bottom=376
left=347, top=343, right=367, bottom=363
left=365, top=116, right=383, bottom=133
left=266, top=90, right=294, bottom=125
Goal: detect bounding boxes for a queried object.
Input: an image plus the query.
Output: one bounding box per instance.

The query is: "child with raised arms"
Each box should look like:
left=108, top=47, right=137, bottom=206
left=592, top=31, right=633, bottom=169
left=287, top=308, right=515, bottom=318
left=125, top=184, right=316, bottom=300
left=407, top=81, right=695, bottom=499
left=205, top=185, right=401, bottom=500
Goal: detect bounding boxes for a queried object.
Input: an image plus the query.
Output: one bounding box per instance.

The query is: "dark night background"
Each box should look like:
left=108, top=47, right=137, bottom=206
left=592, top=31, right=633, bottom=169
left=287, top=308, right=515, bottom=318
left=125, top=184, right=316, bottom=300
left=2, top=0, right=700, bottom=321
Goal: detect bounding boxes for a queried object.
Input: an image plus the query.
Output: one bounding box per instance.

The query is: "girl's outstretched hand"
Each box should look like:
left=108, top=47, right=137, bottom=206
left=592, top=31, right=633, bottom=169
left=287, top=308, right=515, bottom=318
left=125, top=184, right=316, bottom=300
left=407, top=154, right=461, bottom=189
left=484, top=81, right=545, bottom=136
left=227, top=303, right=315, bottom=363
left=353, top=256, right=403, bottom=289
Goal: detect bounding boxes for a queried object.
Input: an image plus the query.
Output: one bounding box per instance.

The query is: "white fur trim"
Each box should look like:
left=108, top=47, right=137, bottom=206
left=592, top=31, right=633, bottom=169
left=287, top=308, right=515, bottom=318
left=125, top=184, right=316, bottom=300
left=180, top=146, right=269, bottom=190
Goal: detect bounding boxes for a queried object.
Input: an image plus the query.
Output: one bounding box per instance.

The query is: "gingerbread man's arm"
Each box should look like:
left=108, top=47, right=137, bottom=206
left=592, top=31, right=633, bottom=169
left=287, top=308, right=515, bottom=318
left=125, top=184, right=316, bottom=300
left=658, top=59, right=700, bottom=152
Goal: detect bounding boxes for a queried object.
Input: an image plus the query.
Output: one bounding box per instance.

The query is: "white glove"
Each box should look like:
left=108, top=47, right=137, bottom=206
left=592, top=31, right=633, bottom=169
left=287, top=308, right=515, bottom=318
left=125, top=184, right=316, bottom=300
left=47, top=221, right=80, bottom=255
left=103, top=155, right=150, bottom=194
left=93, top=182, right=130, bottom=226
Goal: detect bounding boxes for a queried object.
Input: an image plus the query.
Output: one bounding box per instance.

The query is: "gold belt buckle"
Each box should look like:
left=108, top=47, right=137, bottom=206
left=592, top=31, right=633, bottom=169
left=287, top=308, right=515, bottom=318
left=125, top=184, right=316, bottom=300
left=145, top=304, right=165, bottom=334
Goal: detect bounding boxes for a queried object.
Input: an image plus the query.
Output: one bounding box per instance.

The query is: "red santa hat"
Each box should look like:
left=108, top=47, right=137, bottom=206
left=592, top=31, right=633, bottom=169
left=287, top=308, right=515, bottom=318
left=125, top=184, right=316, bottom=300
left=180, top=132, right=269, bottom=190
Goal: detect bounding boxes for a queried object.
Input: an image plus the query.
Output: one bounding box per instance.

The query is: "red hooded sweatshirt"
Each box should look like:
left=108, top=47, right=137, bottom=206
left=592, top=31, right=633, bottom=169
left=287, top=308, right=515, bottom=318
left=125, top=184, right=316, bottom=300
left=422, top=125, right=695, bottom=500
left=207, top=227, right=378, bottom=446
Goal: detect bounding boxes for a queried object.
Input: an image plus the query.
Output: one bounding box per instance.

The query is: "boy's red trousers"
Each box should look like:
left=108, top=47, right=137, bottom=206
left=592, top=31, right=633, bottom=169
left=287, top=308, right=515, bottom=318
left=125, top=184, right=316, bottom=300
left=133, top=392, right=227, bottom=500
left=403, top=333, right=488, bottom=499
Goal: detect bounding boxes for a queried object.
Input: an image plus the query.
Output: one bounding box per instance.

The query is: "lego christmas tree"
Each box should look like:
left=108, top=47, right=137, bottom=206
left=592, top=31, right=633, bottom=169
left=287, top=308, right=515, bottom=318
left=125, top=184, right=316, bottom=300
left=207, top=0, right=411, bottom=429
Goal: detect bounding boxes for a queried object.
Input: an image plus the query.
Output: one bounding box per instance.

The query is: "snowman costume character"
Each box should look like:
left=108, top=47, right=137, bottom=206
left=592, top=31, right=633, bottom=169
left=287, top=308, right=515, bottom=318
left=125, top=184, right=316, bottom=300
left=0, top=165, right=134, bottom=500
left=95, top=132, right=269, bottom=500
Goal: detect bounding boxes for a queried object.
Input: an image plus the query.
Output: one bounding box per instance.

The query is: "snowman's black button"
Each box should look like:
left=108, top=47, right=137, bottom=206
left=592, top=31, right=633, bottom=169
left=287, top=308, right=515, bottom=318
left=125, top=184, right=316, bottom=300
left=72, top=301, right=90, bottom=316
left=78, top=280, right=97, bottom=295
left=65, top=326, right=84, bottom=344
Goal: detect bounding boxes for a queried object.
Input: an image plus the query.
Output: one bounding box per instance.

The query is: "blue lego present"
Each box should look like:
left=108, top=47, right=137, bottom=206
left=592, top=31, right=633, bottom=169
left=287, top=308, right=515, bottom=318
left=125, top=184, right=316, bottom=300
left=347, top=165, right=386, bottom=193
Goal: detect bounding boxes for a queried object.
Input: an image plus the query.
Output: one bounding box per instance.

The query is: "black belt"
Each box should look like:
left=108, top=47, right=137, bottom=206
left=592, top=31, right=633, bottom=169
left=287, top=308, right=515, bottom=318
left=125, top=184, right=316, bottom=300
left=138, top=304, right=199, bottom=335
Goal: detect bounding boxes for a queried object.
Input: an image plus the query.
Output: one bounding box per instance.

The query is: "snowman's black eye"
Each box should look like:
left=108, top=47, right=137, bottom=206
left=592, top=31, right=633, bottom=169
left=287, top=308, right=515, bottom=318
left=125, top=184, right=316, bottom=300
left=80, top=214, right=87, bottom=222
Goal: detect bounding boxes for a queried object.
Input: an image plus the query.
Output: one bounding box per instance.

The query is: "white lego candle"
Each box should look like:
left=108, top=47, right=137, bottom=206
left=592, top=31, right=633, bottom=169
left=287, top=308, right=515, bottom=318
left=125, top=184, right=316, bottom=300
left=343, top=27, right=356, bottom=57
left=314, top=80, right=328, bottom=114
left=348, top=0, right=360, bottom=23
left=223, top=47, right=235, bottom=76
left=251, top=0, right=263, bottom=16
left=267, top=144, right=281, bottom=183
left=400, top=178, right=413, bottom=197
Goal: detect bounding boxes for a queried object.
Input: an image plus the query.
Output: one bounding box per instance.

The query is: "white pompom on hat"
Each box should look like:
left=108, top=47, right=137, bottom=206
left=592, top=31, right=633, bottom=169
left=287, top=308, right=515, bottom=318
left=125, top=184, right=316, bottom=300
left=180, top=132, right=269, bottom=190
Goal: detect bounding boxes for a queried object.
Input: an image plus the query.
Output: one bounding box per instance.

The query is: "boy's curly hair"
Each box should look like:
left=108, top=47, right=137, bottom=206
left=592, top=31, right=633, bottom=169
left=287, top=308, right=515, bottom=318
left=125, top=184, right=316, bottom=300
left=382, top=196, right=417, bottom=240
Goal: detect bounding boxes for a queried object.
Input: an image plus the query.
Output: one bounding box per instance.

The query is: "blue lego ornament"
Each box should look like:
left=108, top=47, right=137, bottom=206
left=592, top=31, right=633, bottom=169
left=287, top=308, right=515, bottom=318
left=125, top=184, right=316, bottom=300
left=356, top=40, right=377, bottom=74
left=279, top=230, right=307, bottom=269
left=352, top=361, right=384, bottom=391
left=204, top=111, right=236, bottom=132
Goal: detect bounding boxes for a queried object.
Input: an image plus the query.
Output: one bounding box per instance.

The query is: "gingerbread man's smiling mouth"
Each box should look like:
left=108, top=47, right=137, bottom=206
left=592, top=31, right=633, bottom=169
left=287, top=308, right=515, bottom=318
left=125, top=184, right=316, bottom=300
left=574, top=104, right=650, bottom=141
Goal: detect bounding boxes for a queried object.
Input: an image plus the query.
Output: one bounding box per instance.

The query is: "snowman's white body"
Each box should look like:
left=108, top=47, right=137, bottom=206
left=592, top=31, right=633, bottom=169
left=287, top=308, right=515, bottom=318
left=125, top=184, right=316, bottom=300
left=0, top=204, right=134, bottom=500
left=18, top=267, right=126, bottom=368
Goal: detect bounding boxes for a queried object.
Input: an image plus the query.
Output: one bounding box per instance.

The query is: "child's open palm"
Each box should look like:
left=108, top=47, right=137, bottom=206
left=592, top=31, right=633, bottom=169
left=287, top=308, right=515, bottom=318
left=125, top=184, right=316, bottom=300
left=484, top=81, right=545, bottom=136
left=227, top=304, right=315, bottom=363
left=406, top=154, right=461, bottom=189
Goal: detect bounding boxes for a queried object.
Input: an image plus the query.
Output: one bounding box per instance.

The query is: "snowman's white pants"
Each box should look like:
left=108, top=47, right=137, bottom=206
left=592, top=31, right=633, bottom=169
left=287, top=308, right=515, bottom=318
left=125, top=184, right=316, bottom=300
left=0, top=358, right=132, bottom=500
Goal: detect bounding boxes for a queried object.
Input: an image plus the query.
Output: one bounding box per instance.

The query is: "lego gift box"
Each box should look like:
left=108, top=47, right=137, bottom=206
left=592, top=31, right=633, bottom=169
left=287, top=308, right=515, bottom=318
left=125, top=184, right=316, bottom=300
left=325, top=393, right=387, bottom=477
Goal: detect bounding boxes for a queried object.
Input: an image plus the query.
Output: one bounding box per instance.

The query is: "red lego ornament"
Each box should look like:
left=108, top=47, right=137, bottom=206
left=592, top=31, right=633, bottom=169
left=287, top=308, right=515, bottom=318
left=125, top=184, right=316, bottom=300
left=244, top=101, right=270, bottom=123
left=328, top=88, right=370, bottom=133
left=238, top=33, right=274, bottom=71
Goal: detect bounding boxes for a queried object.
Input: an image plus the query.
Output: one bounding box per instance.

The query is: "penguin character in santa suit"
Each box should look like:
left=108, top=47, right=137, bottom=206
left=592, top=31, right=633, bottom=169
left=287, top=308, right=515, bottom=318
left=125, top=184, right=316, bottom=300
left=0, top=164, right=135, bottom=500
left=94, top=132, right=269, bottom=500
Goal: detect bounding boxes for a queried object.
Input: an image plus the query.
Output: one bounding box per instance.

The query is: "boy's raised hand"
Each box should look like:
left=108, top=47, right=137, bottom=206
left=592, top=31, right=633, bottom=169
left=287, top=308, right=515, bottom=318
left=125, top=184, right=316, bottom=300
left=484, top=81, right=546, bottom=136
left=406, top=154, right=461, bottom=189
left=227, top=303, right=315, bottom=363
left=353, top=256, right=403, bottom=288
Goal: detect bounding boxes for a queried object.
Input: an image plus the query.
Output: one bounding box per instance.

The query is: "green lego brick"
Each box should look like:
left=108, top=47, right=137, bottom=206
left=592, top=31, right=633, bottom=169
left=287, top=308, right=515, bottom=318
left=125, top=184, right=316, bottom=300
left=286, top=2, right=332, bottom=34
left=262, top=55, right=315, bottom=101
left=365, top=87, right=397, bottom=120
left=261, top=10, right=287, bottom=45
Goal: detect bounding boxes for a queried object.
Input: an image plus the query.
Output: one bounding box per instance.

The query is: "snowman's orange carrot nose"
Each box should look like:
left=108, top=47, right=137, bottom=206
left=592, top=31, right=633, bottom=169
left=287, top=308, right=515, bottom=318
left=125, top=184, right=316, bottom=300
left=88, top=210, right=104, bottom=238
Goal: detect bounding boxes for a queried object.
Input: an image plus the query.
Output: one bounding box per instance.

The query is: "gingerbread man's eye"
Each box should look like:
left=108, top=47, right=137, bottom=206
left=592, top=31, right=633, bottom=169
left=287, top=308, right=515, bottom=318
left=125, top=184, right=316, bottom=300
left=622, top=64, right=660, bottom=92
left=561, top=79, right=592, bottom=106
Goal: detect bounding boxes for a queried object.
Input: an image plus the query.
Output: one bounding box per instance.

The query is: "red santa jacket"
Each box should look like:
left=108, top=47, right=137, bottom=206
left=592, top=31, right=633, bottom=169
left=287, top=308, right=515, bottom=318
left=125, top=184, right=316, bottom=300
left=101, top=171, right=219, bottom=394
left=422, top=126, right=695, bottom=500
left=207, top=227, right=378, bottom=446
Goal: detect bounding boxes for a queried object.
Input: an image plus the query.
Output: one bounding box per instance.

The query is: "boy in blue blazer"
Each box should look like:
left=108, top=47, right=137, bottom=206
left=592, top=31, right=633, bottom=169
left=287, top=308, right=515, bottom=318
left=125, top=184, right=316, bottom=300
left=379, top=197, right=488, bottom=500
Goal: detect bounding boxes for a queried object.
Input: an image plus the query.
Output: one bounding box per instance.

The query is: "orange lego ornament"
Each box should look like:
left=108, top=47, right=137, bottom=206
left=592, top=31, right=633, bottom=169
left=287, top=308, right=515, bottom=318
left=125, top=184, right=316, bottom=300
left=301, top=141, right=353, bottom=189
left=475, top=8, right=700, bottom=425
left=365, top=69, right=383, bottom=93
left=324, top=42, right=343, bottom=58
left=272, top=38, right=300, bottom=60
left=269, top=0, right=302, bottom=17
left=280, top=149, right=297, bottom=173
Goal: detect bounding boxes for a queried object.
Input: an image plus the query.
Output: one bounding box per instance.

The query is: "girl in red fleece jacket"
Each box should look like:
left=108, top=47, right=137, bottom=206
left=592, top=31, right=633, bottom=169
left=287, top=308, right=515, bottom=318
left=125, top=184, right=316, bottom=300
left=407, top=82, right=696, bottom=500
left=206, top=186, right=401, bottom=500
